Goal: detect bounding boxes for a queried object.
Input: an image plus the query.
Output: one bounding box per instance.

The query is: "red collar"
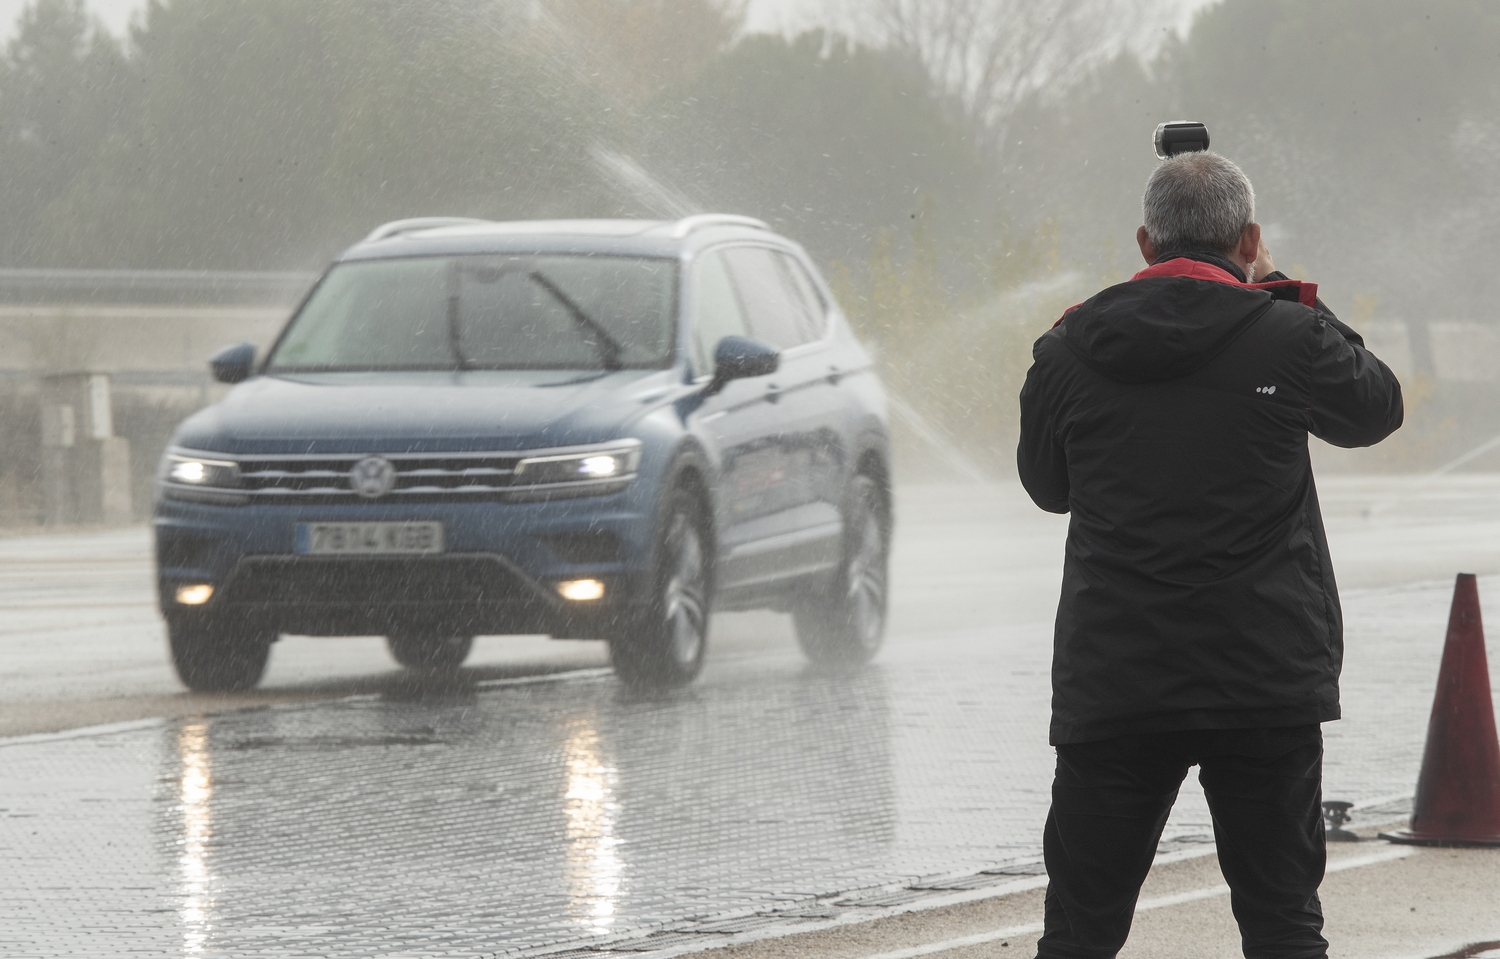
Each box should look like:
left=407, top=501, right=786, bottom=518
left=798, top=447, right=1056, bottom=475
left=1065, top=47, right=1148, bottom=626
left=1132, top=257, right=1319, bottom=307
left=1054, top=257, right=1321, bottom=328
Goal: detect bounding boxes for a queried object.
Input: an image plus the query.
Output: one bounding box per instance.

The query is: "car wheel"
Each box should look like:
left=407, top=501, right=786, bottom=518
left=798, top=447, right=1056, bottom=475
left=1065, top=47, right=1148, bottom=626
left=794, top=474, right=888, bottom=667
left=168, top=619, right=273, bottom=692
left=610, top=486, right=711, bottom=688
left=386, top=633, right=474, bottom=670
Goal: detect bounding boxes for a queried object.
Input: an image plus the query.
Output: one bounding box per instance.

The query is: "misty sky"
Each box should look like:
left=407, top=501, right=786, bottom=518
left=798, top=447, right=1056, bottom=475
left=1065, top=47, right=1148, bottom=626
left=0, top=0, right=822, bottom=39
left=0, top=0, right=1213, bottom=43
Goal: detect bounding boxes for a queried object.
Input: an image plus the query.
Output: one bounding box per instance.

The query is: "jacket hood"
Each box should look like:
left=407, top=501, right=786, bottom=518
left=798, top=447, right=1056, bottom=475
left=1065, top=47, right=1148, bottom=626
left=1057, top=257, right=1318, bottom=385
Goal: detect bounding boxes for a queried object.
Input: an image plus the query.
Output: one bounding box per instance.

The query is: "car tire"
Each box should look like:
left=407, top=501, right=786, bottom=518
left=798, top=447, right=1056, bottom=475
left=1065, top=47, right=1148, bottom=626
left=610, top=486, right=712, bottom=688
left=168, top=619, right=273, bottom=692
left=386, top=633, right=474, bottom=670
left=794, top=473, right=888, bottom=667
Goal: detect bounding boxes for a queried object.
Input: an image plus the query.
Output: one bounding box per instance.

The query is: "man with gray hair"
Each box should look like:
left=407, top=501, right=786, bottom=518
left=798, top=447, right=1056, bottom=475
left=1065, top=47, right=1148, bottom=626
left=1018, top=151, right=1403, bottom=959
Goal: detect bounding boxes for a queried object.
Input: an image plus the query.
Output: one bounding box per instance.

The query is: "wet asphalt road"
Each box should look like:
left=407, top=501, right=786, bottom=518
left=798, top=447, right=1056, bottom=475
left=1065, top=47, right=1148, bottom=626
left=3, top=478, right=1500, bottom=957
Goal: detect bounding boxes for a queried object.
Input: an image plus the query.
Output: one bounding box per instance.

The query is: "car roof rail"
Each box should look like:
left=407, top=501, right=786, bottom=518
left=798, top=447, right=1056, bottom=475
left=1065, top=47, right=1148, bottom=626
left=362, top=217, right=495, bottom=244
left=667, top=214, right=770, bottom=239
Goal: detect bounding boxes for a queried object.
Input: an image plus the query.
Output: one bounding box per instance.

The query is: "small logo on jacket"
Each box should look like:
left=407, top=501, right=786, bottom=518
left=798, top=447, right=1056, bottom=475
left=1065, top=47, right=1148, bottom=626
left=1255, top=385, right=1277, bottom=395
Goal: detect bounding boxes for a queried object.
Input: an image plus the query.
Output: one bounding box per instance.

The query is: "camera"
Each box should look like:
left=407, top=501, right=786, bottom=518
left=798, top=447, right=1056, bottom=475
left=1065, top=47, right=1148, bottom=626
left=1153, top=121, right=1210, bottom=159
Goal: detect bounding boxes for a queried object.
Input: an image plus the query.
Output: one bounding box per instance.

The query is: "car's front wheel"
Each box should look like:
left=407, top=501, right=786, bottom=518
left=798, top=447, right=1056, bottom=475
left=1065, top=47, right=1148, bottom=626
left=168, top=618, right=274, bottom=692
left=794, top=474, right=888, bottom=667
left=610, top=487, right=711, bottom=688
left=386, top=633, right=474, bottom=670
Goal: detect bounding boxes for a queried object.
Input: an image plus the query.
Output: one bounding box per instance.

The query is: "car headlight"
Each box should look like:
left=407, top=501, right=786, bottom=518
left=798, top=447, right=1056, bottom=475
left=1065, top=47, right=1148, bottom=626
left=163, top=452, right=241, bottom=488
left=513, top=443, right=641, bottom=487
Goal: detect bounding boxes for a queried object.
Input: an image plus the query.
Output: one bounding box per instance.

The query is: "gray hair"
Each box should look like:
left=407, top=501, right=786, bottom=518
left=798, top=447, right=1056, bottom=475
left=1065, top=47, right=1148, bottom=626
left=1142, top=152, right=1256, bottom=256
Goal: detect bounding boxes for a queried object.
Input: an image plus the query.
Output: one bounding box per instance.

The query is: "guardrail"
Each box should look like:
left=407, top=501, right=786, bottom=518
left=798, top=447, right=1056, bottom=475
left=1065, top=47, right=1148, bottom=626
left=0, top=268, right=318, bottom=307
left=0, top=369, right=214, bottom=386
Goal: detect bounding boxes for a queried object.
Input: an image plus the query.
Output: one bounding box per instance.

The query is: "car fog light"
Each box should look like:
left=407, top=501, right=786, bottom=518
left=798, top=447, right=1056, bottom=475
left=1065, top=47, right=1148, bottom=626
left=175, top=584, right=215, bottom=606
left=558, top=579, right=606, bottom=602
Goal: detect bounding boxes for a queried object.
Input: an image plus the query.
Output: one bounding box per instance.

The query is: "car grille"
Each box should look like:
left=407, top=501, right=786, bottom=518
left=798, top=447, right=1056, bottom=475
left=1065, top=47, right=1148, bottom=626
left=221, top=555, right=544, bottom=607
left=238, top=452, right=525, bottom=501
left=162, top=444, right=639, bottom=506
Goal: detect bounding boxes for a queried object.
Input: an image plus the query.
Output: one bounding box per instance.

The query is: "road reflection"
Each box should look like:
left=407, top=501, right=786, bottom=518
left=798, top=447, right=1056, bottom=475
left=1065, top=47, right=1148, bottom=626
left=145, top=664, right=895, bottom=956
left=563, top=715, right=625, bottom=933
left=176, top=721, right=215, bottom=957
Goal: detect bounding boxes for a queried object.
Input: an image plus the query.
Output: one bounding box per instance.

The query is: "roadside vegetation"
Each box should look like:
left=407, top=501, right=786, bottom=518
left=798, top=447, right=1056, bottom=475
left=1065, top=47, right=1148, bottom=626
left=1, top=0, right=1498, bottom=499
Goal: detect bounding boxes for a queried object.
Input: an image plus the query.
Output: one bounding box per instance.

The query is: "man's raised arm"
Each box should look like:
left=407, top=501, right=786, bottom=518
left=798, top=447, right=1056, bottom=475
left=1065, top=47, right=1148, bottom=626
left=1305, top=302, right=1404, bottom=449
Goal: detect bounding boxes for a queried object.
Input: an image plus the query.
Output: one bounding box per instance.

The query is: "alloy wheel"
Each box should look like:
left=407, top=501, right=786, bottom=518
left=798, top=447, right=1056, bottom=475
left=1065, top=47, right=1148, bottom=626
left=844, top=503, right=887, bottom=652
left=663, top=511, right=708, bottom=666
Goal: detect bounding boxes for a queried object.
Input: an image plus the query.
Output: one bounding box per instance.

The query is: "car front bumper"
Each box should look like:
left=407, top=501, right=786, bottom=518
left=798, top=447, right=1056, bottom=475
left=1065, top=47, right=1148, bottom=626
left=153, top=492, right=655, bottom=638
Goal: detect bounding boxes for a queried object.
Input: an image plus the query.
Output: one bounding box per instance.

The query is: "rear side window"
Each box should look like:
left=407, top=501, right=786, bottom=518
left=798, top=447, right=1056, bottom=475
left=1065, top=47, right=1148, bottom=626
left=724, top=247, right=822, bottom=350
left=691, top=250, right=749, bottom=376
left=777, top=253, right=828, bottom=340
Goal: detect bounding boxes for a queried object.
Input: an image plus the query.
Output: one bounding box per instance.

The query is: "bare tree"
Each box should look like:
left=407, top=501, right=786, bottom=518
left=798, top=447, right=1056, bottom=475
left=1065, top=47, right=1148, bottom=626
left=848, top=0, right=1154, bottom=144
left=531, top=0, right=747, bottom=110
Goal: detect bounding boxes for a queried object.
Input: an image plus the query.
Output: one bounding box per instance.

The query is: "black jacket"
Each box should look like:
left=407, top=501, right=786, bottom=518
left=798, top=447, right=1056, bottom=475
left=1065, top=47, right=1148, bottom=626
left=1018, top=254, right=1403, bottom=745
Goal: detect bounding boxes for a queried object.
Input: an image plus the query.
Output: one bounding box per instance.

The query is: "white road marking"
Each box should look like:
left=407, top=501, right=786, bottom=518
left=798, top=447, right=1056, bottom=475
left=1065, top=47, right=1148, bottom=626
left=856, top=846, right=1414, bottom=959
left=475, top=667, right=614, bottom=689
left=0, top=716, right=166, bottom=748
left=0, top=667, right=615, bottom=748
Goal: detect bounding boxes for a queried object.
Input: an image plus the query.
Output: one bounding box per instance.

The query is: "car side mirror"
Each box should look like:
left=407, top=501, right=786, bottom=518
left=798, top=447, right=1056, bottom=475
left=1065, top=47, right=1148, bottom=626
left=709, top=336, right=779, bottom=394
left=210, top=342, right=257, bottom=384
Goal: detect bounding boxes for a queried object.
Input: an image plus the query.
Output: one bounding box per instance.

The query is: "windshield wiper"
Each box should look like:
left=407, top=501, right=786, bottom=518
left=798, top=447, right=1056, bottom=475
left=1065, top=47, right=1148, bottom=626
left=526, top=270, right=624, bottom=371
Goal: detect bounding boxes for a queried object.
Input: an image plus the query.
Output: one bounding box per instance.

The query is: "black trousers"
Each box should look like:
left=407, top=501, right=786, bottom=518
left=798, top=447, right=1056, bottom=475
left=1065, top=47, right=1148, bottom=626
left=1036, top=725, right=1327, bottom=959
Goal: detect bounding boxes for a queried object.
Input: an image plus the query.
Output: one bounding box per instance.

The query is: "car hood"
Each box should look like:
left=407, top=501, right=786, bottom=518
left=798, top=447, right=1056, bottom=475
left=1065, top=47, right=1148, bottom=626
left=173, top=369, right=676, bottom=454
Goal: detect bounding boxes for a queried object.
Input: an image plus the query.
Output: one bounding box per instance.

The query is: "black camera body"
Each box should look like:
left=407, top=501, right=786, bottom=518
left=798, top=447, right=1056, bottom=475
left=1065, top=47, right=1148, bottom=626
left=1153, top=121, right=1210, bottom=158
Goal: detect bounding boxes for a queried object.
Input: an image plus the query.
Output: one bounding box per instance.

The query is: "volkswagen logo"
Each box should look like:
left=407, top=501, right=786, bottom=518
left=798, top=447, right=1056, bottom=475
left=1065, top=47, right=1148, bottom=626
left=350, top=456, right=397, bottom=499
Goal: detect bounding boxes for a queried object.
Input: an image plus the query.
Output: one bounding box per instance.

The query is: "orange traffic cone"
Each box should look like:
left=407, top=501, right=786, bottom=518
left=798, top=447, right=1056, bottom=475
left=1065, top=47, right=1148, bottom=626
left=1381, top=573, right=1500, bottom=846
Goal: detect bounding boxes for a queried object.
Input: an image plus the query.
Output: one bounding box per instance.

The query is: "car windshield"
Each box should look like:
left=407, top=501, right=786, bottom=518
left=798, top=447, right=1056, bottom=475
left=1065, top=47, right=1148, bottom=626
left=266, top=254, right=678, bottom=373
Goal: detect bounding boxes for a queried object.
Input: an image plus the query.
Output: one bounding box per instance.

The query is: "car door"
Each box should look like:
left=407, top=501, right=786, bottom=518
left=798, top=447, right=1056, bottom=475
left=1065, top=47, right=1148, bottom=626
left=716, top=246, right=844, bottom=587
left=685, top=249, right=789, bottom=584
left=766, top=249, right=857, bottom=515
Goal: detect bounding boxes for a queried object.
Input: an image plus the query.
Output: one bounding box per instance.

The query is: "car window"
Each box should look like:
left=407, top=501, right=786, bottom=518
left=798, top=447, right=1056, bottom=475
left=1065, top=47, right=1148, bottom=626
left=268, top=255, right=677, bottom=372
left=455, top=257, right=676, bottom=369
left=723, top=247, right=816, bottom=350
left=270, top=258, right=453, bottom=369
left=776, top=253, right=828, bottom=340
left=692, top=250, right=749, bottom=376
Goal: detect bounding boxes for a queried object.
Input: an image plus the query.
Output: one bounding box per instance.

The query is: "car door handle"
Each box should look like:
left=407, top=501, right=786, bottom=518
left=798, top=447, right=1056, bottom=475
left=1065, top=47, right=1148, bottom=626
left=765, top=383, right=781, bottom=403
left=826, top=364, right=842, bottom=385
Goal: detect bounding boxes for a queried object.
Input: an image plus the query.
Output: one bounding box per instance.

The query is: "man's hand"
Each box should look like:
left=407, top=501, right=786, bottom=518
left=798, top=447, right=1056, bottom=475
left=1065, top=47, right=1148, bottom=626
left=1252, top=237, right=1276, bottom=282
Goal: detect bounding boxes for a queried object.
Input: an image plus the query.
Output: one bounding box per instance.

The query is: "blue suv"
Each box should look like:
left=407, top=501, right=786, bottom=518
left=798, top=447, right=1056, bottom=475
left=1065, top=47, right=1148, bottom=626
left=154, top=215, right=892, bottom=691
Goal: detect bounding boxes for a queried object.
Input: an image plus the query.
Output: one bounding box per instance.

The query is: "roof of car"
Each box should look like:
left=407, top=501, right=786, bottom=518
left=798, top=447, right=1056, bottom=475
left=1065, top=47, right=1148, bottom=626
left=340, top=216, right=787, bottom=262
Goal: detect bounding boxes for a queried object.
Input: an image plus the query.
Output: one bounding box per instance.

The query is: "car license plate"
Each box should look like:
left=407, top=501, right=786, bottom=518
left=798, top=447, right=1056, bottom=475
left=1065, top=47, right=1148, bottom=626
left=295, top=522, right=444, bottom=556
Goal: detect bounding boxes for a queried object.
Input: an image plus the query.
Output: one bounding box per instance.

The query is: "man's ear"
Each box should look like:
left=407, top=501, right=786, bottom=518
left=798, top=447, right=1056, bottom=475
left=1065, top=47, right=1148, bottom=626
left=1136, top=226, right=1156, bottom=265
left=1237, top=223, right=1261, bottom=268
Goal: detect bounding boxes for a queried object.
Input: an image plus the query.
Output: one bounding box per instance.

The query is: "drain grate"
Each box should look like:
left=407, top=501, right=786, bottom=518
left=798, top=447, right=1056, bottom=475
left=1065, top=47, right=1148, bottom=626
left=1429, top=943, right=1500, bottom=959
left=605, top=933, right=729, bottom=952
left=980, top=861, right=1048, bottom=877
left=837, top=889, right=933, bottom=908
left=690, top=915, right=819, bottom=935
left=908, top=873, right=1017, bottom=892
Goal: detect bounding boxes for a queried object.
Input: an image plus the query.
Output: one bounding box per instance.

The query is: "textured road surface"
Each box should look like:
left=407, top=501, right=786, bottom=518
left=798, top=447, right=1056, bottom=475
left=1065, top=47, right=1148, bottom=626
left=3, top=477, right=1500, bottom=957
